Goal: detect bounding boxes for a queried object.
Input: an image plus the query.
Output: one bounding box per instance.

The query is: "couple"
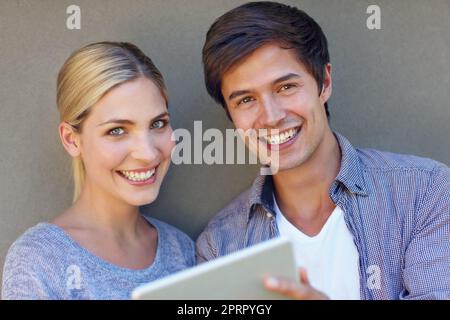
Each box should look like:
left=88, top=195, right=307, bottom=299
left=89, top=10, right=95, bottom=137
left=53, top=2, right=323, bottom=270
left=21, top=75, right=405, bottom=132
left=3, top=2, right=449, bottom=300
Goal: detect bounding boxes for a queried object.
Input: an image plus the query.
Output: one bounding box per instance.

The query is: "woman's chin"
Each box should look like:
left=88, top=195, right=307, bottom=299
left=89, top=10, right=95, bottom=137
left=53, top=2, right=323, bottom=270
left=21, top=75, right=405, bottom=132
left=122, top=190, right=160, bottom=207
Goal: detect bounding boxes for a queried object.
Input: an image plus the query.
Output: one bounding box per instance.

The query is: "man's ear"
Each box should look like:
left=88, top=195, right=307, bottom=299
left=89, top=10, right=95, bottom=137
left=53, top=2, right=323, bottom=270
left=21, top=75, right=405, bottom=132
left=320, top=63, right=332, bottom=104
left=59, top=122, right=81, bottom=157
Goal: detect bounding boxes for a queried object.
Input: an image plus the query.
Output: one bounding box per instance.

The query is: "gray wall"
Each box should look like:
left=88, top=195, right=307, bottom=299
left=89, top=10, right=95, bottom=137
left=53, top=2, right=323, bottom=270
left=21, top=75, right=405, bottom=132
left=1, top=0, right=449, bottom=289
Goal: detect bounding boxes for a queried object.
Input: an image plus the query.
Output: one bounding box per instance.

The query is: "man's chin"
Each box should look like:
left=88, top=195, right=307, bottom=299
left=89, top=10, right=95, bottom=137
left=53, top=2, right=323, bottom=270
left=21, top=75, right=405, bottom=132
left=269, top=157, right=309, bottom=174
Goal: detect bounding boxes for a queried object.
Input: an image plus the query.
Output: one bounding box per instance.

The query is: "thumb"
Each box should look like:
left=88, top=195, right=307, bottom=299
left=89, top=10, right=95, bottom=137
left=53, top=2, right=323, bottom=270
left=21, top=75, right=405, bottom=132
left=299, top=267, right=310, bottom=285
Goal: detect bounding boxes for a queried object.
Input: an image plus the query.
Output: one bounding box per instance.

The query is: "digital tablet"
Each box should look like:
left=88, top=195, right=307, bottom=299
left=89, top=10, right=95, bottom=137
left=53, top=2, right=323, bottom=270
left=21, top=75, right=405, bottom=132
left=132, top=237, right=298, bottom=300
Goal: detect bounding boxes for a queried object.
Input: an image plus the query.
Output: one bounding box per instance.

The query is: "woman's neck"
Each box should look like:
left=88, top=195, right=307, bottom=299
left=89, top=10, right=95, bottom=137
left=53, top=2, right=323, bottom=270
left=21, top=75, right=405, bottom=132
left=55, top=181, right=143, bottom=240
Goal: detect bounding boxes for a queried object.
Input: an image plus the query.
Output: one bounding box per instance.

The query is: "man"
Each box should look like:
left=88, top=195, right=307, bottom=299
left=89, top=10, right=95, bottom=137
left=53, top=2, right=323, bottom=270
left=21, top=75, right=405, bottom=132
left=196, top=2, right=449, bottom=299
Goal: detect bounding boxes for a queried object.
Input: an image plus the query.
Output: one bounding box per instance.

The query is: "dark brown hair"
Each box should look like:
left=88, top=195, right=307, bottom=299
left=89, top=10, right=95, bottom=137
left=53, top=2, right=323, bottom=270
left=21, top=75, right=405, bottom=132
left=203, top=1, right=331, bottom=118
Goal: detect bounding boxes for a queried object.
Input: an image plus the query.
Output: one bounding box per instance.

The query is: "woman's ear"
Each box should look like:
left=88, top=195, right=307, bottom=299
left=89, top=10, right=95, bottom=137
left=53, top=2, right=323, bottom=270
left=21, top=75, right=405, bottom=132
left=319, top=63, right=332, bottom=104
left=59, top=122, right=81, bottom=157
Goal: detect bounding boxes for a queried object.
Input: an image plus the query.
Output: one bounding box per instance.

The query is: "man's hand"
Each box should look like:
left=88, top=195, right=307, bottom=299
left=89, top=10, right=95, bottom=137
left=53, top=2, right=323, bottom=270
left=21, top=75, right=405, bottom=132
left=263, top=267, right=329, bottom=300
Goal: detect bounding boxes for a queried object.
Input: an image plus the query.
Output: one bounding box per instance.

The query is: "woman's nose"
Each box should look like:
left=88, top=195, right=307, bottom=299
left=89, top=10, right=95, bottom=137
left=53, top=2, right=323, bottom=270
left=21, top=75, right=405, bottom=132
left=130, top=134, right=159, bottom=163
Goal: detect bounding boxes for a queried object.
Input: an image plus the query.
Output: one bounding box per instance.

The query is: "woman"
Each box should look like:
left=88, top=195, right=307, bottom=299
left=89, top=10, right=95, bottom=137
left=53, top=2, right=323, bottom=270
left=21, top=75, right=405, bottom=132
left=2, top=42, right=195, bottom=299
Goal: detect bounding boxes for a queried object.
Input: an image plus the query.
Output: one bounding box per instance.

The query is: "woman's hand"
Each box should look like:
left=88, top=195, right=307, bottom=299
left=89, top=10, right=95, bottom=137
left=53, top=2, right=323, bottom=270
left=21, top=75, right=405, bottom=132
left=263, top=267, right=329, bottom=300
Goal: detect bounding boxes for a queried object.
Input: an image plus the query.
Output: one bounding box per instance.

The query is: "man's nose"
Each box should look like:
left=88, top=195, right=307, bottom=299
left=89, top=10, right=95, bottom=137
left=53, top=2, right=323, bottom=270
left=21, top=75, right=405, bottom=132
left=258, top=95, right=286, bottom=128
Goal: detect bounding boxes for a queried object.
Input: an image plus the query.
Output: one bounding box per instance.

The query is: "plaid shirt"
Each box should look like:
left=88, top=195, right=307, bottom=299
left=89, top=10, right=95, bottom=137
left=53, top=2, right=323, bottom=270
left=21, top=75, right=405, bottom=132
left=196, top=133, right=450, bottom=299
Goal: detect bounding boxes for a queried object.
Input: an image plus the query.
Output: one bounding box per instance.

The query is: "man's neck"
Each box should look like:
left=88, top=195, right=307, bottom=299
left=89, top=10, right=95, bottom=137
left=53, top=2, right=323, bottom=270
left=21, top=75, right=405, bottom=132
left=272, top=129, right=341, bottom=236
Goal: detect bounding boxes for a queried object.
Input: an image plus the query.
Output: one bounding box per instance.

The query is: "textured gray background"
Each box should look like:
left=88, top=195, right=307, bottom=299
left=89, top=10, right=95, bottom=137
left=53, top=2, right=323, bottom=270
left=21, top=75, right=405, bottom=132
left=0, top=0, right=449, bottom=289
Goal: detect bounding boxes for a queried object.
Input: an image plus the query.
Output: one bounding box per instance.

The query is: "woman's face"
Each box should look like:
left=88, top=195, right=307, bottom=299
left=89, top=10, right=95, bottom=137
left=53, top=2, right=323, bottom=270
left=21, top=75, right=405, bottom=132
left=76, top=77, right=174, bottom=207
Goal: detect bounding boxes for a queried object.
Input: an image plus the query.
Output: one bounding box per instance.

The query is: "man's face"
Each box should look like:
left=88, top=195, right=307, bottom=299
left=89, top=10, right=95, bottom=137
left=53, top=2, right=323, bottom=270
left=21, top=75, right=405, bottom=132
left=221, top=43, right=332, bottom=172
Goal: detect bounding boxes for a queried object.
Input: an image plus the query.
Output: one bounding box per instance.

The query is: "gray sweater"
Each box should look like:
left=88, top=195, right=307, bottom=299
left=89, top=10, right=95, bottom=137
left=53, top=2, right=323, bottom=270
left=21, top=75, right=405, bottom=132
left=2, top=216, right=195, bottom=299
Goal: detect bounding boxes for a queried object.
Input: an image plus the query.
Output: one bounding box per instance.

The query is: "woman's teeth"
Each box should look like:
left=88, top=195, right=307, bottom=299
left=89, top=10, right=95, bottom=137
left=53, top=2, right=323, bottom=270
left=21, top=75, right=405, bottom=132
left=263, top=127, right=300, bottom=145
left=119, top=169, right=155, bottom=181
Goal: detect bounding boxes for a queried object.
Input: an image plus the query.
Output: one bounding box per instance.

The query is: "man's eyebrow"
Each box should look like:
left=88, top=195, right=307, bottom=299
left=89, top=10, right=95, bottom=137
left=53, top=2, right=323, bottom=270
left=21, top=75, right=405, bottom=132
left=97, top=111, right=170, bottom=127
left=228, top=90, right=252, bottom=101
left=227, top=73, right=301, bottom=101
left=273, top=73, right=301, bottom=84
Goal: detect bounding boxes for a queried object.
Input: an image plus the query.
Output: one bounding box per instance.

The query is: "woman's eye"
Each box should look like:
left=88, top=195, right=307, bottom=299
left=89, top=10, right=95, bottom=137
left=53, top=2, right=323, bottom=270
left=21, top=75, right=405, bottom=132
left=237, top=96, right=254, bottom=105
left=152, top=119, right=168, bottom=129
left=108, top=127, right=125, bottom=136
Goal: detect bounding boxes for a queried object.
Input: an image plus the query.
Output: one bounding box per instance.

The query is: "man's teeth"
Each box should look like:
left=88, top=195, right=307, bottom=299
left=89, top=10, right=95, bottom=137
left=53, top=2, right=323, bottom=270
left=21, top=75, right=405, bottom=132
left=120, top=169, right=155, bottom=181
left=263, top=127, right=299, bottom=145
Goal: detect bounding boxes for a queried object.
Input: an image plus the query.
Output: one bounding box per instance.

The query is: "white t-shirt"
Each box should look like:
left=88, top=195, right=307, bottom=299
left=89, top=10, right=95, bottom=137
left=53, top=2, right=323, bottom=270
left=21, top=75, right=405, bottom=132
left=274, top=196, right=361, bottom=300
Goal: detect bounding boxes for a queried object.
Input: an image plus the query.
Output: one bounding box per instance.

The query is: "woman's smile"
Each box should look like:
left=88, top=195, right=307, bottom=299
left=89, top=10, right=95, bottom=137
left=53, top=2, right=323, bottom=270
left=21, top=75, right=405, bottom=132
left=117, top=166, right=158, bottom=186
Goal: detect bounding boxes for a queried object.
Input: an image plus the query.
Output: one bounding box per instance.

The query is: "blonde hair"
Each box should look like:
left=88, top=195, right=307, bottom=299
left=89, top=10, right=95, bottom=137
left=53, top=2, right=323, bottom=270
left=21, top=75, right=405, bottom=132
left=56, top=42, right=168, bottom=202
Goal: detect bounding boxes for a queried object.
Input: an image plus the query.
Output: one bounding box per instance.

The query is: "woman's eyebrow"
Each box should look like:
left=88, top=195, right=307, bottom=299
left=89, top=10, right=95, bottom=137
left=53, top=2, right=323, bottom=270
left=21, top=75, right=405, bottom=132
left=97, top=111, right=170, bottom=127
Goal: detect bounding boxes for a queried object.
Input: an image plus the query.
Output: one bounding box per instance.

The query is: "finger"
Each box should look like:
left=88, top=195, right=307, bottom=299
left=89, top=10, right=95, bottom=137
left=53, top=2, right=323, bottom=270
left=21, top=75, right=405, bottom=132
left=263, top=276, right=309, bottom=299
left=299, top=267, right=310, bottom=285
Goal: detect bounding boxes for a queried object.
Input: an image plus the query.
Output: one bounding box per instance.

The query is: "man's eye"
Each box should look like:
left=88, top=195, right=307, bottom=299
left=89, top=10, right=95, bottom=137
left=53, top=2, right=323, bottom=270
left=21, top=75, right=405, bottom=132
left=152, top=119, right=168, bottom=129
left=279, top=84, right=296, bottom=92
left=108, top=127, right=125, bottom=136
left=237, top=96, right=254, bottom=105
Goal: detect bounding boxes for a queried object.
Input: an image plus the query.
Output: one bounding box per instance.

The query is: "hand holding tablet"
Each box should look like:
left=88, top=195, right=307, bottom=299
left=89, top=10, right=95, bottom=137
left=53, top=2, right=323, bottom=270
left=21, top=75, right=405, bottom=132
left=132, top=237, right=298, bottom=300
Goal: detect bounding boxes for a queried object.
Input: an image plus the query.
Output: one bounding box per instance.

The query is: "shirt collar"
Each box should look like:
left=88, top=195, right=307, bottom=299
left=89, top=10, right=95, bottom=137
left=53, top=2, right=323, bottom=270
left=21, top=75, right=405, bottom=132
left=248, top=174, right=275, bottom=215
left=333, top=132, right=368, bottom=196
left=246, top=132, right=368, bottom=218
